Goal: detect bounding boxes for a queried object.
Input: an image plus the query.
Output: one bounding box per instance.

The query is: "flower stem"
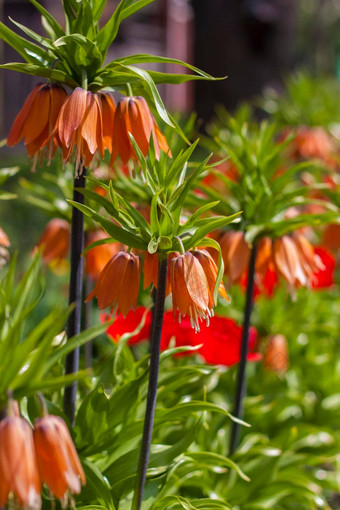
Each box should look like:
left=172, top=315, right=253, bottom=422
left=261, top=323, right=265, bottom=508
left=63, top=168, right=86, bottom=425
left=131, top=256, right=168, bottom=510
left=229, top=242, right=257, bottom=455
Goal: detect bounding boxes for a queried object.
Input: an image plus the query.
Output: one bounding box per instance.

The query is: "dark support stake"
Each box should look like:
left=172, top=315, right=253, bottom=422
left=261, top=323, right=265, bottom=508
left=229, top=242, right=258, bottom=455
left=63, top=168, right=86, bottom=425
left=132, top=257, right=168, bottom=510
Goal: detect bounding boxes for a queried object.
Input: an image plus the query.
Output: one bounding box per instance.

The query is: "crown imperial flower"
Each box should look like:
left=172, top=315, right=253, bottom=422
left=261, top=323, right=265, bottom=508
left=170, top=252, right=213, bottom=332
left=33, top=414, right=85, bottom=501
left=54, top=88, right=115, bottom=174
left=86, top=251, right=140, bottom=315
left=110, top=96, right=170, bottom=165
left=0, top=413, right=41, bottom=509
left=7, top=82, right=67, bottom=168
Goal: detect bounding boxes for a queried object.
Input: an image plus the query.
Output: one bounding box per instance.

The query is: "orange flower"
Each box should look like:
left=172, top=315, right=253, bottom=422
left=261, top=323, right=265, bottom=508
left=110, top=96, right=170, bottom=165
left=55, top=88, right=115, bottom=174
left=170, top=252, right=213, bottom=332
left=218, top=231, right=250, bottom=285
left=0, top=226, right=10, bottom=267
left=264, top=334, right=289, bottom=375
left=142, top=251, right=178, bottom=295
left=36, top=218, right=70, bottom=265
left=273, top=233, right=323, bottom=289
left=85, top=230, right=122, bottom=280
left=323, top=223, right=340, bottom=252
left=7, top=82, right=67, bottom=168
left=292, top=126, right=336, bottom=165
left=0, top=226, right=10, bottom=248
left=33, top=414, right=85, bottom=500
left=0, top=413, right=41, bottom=509
left=98, top=91, right=116, bottom=154
left=86, top=251, right=140, bottom=315
left=192, top=249, right=229, bottom=305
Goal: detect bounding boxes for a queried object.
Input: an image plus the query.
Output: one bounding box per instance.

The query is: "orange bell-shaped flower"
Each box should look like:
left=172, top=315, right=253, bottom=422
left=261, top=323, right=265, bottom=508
left=86, top=251, right=140, bottom=315
left=0, top=226, right=10, bottom=267
left=110, top=96, right=170, bottom=165
left=55, top=87, right=114, bottom=174
left=170, top=252, right=213, bottom=332
left=85, top=230, right=122, bottom=280
left=0, top=412, right=41, bottom=509
left=33, top=414, right=85, bottom=501
left=192, top=249, right=229, bottom=306
left=7, top=82, right=67, bottom=167
left=218, top=230, right=250, bottom=285
left=264, top=334, right=289, bottom=375
left=36, top=218, right=70, bottom=265
left=273, top=233, right=323, bottom=289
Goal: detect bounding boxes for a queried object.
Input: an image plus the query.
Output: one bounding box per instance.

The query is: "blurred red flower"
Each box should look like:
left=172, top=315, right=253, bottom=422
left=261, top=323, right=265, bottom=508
left=311, top=246, right=336, bottom=289
left=106, top=309, right=260, bottom=367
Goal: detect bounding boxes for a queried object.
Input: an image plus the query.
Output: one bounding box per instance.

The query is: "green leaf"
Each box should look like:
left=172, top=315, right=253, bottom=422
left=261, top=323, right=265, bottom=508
left=184, top=213, right=242, bottom=250
left=96, top=0, right=156, bottom=57
left=54, top=34, right=103, bottom=78
left=29, top=0, right=65, bottom=39
left=122, top=64, right=173, bottom=126
left=95, top=0, right=127, bottom=56
left=68, top=200, right=147, bottom=250
left=114, top=54, right=220, bottom=80
left=0, top=22, right=51, bottom=64
left=0, top=63, right=78, bottom=88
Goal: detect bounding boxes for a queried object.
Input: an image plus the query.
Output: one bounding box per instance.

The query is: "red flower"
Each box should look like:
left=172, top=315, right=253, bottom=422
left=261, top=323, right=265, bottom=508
left=198, top=316, right=261, bottom=366
left=106, top=307, right=152, bottom=345
left=311, top=246, right=336, bottom=289
left=106, top=309, right=261, bottom=367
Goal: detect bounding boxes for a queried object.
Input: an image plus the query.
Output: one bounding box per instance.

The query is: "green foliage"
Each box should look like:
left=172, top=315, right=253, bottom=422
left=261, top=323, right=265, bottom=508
left=0, top=253, right=108, bottom=408
left=0, top=0, right=218, bottom=127
left=198, top=109, right=340, bottom=242
left=260, top=72, right=340, bottom=127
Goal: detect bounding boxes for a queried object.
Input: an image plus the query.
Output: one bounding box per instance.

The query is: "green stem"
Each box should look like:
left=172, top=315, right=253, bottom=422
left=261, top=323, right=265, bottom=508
left=131, top=257, right=168, bottom=510
left=229, top=242, right=257, bottom=455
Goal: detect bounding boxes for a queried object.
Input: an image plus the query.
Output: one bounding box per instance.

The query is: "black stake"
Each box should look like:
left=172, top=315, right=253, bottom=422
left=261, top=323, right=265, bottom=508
left=63, top=168, right=86, bottom=425
left=132, top=257, right=168, bottom=510
left=229, top=242, right=257, bottom=455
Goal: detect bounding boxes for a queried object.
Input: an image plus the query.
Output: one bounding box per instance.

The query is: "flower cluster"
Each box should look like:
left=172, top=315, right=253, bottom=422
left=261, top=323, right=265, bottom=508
left=0, top=404, right=85, bottom=509
left=8, top=85, right=169, bottom=174
left=87, top=249, right=228, bottom=331
left=214, top=230, right=326, bottom=292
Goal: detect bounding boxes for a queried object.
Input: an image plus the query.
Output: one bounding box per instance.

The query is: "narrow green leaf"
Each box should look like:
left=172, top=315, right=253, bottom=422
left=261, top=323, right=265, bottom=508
left=68, top=200, right=147, bottom=250
left=0, top=63, right=78, bottom=88
left=29, top=0, right=65, bottom=38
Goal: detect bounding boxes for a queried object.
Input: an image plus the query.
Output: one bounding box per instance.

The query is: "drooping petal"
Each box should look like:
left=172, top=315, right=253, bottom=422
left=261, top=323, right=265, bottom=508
left=7, top=83, right=44, bottom=146
left=58, top=87, right=88, bottom=148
